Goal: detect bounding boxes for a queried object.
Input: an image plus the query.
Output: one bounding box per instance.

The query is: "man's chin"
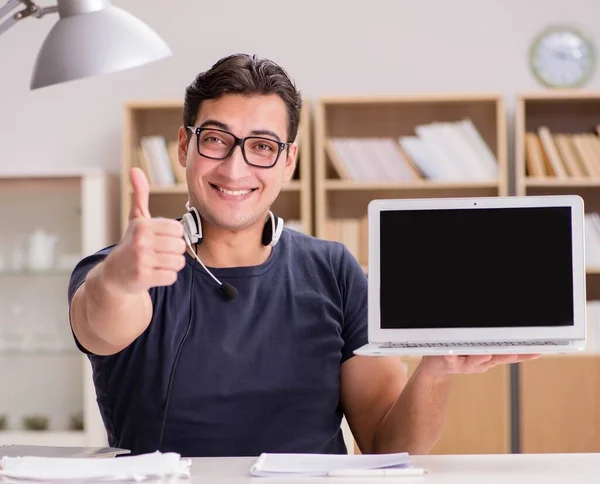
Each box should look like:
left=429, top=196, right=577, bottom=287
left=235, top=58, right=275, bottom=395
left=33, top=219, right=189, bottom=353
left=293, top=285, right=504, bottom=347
left=207, top=214, right=262, bottom=233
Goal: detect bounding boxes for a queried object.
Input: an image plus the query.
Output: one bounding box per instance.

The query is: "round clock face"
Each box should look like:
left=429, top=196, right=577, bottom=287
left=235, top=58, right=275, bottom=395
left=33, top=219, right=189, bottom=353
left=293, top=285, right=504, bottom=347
left=530, top=26, right=596, bottom=88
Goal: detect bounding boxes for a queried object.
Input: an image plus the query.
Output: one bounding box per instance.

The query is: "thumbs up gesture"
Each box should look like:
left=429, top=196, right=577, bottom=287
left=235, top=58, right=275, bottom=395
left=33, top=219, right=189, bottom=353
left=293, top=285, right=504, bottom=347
left=103, top=168, right=187, bottom=294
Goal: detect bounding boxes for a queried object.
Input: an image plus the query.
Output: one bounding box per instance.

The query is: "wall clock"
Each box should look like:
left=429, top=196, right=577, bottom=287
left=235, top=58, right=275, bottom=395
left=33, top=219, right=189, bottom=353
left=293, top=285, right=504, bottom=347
left=529, top=25, right=596, bottom=88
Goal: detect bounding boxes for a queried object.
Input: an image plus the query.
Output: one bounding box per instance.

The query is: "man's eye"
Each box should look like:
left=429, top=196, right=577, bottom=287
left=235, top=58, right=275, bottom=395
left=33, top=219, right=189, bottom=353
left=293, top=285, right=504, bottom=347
left=204, top=136, right=223, bottom=144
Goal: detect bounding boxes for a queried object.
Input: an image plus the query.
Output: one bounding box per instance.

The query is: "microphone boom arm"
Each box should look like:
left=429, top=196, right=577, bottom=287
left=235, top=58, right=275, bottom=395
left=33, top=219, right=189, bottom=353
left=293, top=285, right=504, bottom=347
left=0, top=0, right=58, bottom=37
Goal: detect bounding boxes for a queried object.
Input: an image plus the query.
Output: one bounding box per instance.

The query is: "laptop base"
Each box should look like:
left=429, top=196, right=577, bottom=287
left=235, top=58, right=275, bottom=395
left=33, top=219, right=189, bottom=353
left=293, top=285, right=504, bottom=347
left=354, top=341, right=586, bottom=357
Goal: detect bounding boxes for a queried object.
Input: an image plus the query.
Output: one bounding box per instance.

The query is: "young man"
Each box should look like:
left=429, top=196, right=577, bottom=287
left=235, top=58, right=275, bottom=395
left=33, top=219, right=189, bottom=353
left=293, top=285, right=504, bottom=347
left=68, top=54, right=536, bottom=458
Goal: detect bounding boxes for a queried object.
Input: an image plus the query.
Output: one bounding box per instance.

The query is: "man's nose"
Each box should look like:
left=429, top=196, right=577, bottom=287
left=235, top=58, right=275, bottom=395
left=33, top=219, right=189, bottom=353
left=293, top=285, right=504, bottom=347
left=218, top=144, right=252, bottom=179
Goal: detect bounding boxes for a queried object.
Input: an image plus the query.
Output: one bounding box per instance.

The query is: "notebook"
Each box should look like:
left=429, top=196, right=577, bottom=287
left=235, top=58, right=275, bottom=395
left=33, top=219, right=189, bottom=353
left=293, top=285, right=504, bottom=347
left=355, top=195, right=587, bottom=356
left=250, top=452, right=412, bottom=477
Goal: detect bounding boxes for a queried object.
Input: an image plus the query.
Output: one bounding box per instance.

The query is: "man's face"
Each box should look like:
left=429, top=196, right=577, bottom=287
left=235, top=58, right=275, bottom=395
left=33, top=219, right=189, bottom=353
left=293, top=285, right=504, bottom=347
left=179, top=93, right=297, bottom=232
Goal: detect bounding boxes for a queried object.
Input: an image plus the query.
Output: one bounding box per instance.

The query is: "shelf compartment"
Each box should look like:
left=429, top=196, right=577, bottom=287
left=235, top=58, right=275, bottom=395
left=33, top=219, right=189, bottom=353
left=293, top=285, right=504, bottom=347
left=326, top=185, right=499, bottom=219
left=122, top=101, right=313, bottom=236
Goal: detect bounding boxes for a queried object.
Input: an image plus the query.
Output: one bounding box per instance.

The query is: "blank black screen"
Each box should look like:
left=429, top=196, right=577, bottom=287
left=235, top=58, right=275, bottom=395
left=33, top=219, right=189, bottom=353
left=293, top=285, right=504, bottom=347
left=379, top=207, right=574, bottom=329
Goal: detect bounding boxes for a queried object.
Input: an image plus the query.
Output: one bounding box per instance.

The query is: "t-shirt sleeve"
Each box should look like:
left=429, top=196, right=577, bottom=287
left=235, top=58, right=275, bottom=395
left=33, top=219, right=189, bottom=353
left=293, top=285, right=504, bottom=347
left=338, top=244, right=369, bottom=363
left=67, top=245, right=115, bottom=355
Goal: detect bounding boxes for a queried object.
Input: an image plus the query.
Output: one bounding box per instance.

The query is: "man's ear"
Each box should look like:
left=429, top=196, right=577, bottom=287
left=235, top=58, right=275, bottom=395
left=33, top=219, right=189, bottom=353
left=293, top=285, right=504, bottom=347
left=283, top=143, right=299, bottom=183
left=178, top=126, right=190, bottom=168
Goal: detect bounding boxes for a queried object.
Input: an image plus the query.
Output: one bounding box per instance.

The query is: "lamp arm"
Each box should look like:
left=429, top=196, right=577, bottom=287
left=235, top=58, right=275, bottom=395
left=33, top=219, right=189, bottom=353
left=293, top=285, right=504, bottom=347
left=0, top=0, right=58, bottom=37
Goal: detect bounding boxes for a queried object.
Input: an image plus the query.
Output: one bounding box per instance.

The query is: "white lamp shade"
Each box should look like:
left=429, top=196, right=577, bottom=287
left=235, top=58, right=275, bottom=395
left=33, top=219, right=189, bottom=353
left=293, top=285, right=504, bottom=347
left=30, top=5, right=172, bottom=89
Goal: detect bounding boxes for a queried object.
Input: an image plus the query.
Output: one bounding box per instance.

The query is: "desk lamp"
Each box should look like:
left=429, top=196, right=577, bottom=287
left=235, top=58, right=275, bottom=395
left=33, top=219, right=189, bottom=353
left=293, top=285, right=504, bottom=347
left=0, top=0, right=172, bottom=89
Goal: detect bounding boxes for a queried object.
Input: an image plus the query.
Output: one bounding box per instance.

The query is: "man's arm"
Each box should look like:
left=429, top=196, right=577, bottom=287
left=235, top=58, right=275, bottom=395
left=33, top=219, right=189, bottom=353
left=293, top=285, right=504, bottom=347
left=341, top=355, right=451, bottom=455
left=69, top=167, right=186, bottom=356
left=70, top=260, right=153, bottom=356
left=341, top=354, right=539, bottom=454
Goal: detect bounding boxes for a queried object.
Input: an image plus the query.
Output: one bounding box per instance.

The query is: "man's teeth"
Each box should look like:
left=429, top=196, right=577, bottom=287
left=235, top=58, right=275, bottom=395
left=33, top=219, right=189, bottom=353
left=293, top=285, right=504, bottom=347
left=216, top=186, right=252, bottom=196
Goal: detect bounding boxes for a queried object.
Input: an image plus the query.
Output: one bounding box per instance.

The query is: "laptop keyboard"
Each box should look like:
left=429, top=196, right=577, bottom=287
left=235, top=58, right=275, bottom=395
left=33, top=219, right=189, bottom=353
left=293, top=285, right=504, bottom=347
left=382, top=340, right=565, bottom=348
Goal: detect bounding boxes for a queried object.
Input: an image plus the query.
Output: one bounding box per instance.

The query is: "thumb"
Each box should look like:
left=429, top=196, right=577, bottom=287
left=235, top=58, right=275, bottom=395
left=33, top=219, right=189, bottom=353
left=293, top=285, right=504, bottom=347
left=129, top=167, right=151, bottom=220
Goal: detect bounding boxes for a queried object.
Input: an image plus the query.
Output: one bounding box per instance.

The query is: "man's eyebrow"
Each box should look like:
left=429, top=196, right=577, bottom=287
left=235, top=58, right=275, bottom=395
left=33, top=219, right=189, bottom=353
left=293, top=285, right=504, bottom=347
left=250, top=129, right=282, bottom=142
left=199, top=119, right=230, bottom=131
left=198, top=120, right=283, bottom=142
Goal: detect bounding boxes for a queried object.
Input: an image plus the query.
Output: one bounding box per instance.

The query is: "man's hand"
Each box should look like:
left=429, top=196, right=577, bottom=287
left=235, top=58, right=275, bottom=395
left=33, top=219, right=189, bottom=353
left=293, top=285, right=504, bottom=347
left=103, top=168, right=187, bottom=294
left=418, top=353, right=541, bottom=378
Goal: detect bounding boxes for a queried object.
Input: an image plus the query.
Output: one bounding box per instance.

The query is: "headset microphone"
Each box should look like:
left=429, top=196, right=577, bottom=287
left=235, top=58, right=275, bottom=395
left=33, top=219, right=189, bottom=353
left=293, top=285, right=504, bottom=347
left=183, top=233, right=239, bottom=301
left=220, top=282, right=238, bottom=300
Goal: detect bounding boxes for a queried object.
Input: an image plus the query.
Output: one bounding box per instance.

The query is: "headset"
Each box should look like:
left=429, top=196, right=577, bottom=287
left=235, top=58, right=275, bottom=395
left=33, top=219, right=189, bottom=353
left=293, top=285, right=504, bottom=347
left=156, top=202, right=284, bottom=449
left=181, top=200, right=283, bottom=299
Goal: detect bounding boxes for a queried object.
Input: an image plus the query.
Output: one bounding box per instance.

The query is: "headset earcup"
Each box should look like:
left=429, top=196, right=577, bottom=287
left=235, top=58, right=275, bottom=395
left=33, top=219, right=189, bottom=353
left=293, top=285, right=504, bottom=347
left=182, top=207, right=203, bottom=245
left=262, top=212, right=284, bottom=247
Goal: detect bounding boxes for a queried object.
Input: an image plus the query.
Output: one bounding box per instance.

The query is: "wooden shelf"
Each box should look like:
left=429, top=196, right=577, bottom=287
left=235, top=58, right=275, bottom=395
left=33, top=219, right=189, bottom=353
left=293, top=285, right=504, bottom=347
left=315, top=92, right=508, bottom=262
left=121, top=101, right=312, bottom=236
left=515, top=92, right=600, bottom=455
left=315, top=93, right=509, bottom=455
left=515, top=92, right=600, bottom=198
left=323, top=180, right=499, bottom=191
left=318, top=92, right=509, bottom=104
left=516, top=90, right=600, bottom=101
left=519, top=355, right=600, bottom=453
left=524, top=177, right=600, bottom=188
left=515, top=92, right=600, bottom=300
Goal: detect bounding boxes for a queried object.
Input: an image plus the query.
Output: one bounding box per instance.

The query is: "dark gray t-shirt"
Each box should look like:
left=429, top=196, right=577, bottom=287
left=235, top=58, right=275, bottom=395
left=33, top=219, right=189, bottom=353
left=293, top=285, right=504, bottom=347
left=68, top=228, right=368, bottom=457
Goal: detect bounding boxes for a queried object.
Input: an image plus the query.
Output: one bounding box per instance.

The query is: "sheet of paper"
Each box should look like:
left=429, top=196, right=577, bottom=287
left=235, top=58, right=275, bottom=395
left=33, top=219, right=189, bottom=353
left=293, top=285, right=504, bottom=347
left=0, top=451, right=191, bottom=482
left=250, top=452, right=411, bottom=477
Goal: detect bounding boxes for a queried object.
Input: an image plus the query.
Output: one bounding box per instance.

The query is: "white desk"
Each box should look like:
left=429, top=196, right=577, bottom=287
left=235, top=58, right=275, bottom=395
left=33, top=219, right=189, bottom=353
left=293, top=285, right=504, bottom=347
left=187, top=453, right=600, bottom=483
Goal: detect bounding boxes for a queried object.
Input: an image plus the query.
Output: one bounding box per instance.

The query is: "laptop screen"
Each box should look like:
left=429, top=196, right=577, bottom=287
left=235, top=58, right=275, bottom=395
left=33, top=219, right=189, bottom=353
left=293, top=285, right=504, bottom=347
left=380, top=206, right=574, bottom=329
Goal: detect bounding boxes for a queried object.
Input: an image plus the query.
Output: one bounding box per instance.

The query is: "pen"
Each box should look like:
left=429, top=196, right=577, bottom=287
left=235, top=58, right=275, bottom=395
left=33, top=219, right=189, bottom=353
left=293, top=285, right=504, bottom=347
left=327, top=467, right=427, bottom=477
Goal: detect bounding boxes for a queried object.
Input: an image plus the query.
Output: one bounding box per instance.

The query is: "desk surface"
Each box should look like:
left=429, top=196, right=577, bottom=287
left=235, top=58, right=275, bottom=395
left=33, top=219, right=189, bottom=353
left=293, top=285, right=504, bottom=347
left=187, top=453, right=600, bottom=483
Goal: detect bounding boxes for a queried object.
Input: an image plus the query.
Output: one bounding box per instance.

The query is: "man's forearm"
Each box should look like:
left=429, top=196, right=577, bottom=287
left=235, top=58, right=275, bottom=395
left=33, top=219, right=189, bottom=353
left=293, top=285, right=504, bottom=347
left=372, top=361, right=453, bottom=454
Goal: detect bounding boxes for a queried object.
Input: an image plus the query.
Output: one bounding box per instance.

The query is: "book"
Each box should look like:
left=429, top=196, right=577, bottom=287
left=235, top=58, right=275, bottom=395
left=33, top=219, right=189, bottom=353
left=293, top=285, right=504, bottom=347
left=250, top=452, right=412, bottom=477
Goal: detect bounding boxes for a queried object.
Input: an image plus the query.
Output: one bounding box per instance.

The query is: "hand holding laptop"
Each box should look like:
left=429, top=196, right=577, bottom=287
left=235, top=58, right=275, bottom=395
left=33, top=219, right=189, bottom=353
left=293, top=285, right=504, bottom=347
left=418, top=353, right=541, bottom=376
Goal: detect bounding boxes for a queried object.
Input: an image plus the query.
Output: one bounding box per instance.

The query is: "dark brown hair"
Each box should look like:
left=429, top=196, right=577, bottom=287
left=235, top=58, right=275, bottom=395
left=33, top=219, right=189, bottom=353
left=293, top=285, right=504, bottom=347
left=183, top=54, right=302, bottom=143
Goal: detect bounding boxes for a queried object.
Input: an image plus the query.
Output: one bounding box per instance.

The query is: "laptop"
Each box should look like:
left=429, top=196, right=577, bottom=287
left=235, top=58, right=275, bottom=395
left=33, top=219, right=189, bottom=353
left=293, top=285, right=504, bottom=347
left=354, top=195, right=587, bottom=356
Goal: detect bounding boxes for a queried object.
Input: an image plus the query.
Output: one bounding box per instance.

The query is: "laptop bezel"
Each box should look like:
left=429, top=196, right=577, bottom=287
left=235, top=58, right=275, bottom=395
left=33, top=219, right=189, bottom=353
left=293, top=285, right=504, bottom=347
left=367, top=195, right=586, bottom=344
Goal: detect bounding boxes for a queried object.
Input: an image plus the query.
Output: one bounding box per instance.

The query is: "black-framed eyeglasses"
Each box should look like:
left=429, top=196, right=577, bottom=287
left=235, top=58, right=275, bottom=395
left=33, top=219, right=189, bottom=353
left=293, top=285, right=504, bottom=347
left=186, top=126, right=291, bottom=168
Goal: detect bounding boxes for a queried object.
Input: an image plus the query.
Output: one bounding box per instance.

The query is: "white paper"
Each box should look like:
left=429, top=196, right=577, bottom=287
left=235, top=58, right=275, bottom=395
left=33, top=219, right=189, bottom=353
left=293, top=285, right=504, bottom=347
left=0, top=451, right=191, bottom=482
left=250, top=452, right=411, bottom=477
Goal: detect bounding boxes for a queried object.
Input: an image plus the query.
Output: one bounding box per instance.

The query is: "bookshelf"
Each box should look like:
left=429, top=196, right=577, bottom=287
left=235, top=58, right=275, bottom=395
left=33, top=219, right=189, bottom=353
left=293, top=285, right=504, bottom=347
left=314, top=93, right=508, bottom=270
left=515, top=91, right=600, bottom=283
left=515, top=91, right=600, bottom=454
left=0, top=169, right=116, bottom=447
left=121, top=100, right=312, bottom=236
left=315, top=93, right=510, bottom=455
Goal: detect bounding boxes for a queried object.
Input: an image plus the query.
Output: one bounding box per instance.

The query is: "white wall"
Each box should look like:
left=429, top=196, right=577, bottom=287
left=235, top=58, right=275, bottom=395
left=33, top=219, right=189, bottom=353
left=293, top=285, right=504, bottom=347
left=1, top=0, right=599, bottom=176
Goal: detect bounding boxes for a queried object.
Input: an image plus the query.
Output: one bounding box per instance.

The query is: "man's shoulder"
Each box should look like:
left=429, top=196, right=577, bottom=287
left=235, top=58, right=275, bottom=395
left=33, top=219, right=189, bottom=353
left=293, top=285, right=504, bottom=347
left=68, top=244, right=117, bottom=303
left=280, top=228, right=361, bottom=280
left=71, top=244, right=116, bottom=274
left=283, top=228, right=346, bottom=259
